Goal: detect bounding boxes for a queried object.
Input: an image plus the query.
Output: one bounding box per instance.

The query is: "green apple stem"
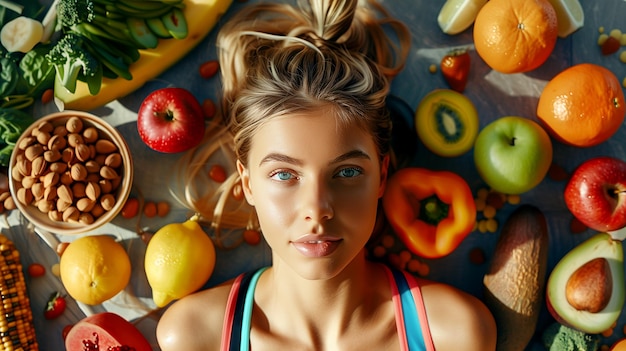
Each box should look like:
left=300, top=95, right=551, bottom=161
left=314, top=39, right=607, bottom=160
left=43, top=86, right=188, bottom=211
left=419, top=195, right=449, bottom=225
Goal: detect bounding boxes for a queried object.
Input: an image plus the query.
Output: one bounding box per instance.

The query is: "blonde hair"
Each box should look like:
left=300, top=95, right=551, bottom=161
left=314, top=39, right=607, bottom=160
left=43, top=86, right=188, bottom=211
left=171, top=0, right=410, bottom=248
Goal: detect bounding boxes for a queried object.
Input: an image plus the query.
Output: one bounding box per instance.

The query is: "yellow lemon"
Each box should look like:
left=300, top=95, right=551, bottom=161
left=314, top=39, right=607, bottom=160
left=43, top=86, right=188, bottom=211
left=60, top=235, right=131, bottom=305
left=145, top=215, right=216, bottom=307
left=437, top=0, right=488, bottom=35
left=546, top=0, right=584, bottom=38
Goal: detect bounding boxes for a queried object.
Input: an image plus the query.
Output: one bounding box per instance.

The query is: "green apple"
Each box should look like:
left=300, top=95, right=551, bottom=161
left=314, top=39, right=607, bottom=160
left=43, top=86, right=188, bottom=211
left=474, top=116, right=552, bottom=195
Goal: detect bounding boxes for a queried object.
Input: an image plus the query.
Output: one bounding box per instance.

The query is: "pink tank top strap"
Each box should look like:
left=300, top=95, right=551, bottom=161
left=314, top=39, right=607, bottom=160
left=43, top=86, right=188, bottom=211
left=220, top=273, right=245, bottom=351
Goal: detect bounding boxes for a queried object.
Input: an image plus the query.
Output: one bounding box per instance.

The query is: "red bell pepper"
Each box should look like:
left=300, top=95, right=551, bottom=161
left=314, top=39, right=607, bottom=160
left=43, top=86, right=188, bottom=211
left=382, top=167, right=476, bottom=259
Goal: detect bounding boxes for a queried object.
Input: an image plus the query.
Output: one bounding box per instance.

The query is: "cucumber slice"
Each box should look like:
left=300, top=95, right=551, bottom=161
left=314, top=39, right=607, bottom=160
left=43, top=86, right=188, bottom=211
left=146, top=17, right=173, bottom=38
left=127, top=18, right=159, bottom=49
left=162, top=8, right=188, bottom=40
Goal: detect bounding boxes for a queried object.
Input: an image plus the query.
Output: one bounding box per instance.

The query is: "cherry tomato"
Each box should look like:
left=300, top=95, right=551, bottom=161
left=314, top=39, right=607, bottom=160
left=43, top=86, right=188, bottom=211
left=27, top=263, right=46, bottom=277
left=202, top=98, right=216, bottom=119
left=157, top=201, right=170, bottom=217
left=44, top=292, right=67, bottom=320
left=243, top=229, right=262, bottom=246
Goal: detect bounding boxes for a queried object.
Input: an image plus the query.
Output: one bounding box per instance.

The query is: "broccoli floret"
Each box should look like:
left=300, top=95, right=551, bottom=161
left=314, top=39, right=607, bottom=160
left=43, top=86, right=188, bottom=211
left=57, top=0, right=94, bottom=27
left=542, top=322, right=600, bottom=351
left=46, top=32, right=101, bottom=94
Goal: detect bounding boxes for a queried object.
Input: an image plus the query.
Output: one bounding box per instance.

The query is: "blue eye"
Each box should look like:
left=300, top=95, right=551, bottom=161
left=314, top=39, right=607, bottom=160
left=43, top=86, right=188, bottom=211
left=270, top=170, right=295, bottom=181
left=337, top=167, right=362, bottom=178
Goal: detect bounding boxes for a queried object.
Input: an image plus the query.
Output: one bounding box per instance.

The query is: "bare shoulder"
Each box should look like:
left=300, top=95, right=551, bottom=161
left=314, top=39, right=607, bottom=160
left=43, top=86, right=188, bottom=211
left=419, top=279, right=497, bottom=351
left=156, top=280, right=235, bottom=351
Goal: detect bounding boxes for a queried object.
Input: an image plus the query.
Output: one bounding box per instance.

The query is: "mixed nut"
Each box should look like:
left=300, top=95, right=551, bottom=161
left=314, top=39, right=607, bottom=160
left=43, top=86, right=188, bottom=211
left=10, top=116, right=126, bottom=225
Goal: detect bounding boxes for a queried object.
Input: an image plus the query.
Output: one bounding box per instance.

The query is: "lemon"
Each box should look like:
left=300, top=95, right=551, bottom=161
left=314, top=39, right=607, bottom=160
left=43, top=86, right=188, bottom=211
left=60, top=235, right=131, bottom=305
left=546, top=0, right=584, bottom=38
left=145, top=215, right=216, bottom=307
left=437, top=0, right=488, bottom=35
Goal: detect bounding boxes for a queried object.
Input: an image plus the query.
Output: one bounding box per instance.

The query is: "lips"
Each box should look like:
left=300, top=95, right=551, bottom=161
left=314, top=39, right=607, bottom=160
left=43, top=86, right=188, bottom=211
left=291, top=236, right=342, bottom=257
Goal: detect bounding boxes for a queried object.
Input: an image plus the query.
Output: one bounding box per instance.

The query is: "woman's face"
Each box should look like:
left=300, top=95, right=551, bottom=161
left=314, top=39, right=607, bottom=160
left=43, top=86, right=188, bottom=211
left=238, top=108, right=388, bottom=280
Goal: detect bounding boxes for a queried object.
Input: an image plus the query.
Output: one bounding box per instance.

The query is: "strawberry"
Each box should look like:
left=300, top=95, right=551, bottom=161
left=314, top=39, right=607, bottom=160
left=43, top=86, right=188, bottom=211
left=44, top=292, right=67, bottom=320
left=440, top=49, right=471, bottom=93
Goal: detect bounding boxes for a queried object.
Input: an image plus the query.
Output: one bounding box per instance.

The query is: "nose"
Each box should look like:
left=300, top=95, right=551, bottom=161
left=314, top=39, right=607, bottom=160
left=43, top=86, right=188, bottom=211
left=301, top=179, right=334, bottom=223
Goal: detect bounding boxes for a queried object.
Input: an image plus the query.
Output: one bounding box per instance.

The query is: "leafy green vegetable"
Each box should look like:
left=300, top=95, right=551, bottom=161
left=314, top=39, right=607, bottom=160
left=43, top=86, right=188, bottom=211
left=0, top=108, right=33, bottom=167
left=0, top=56, right=18, bottom=96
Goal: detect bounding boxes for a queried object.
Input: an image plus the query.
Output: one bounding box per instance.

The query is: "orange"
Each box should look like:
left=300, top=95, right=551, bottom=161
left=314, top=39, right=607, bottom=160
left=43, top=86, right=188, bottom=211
left=60, top=235, right=131, bottom=305
left=537, top=63, right=625, bottom=147
left=473, top=0, right=558, bottom=73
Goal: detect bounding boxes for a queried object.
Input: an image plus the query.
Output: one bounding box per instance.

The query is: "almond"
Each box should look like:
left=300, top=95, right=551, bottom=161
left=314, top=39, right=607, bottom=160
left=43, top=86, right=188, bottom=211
left=11, top=166, right=23, bottom=182
left=43, top=149, right=62, bottom=163
left=44, top=186, right=57, bottom=202
left=104, top=153, right=122, bottom=168
left=56, top=198, right=71, bottom=212
left=57, top=184, right=73, bottom=204
left=72, top=182, right=86, bottom=198
left=36, top=131, right=51, bottom=146
left=47, top=134, right=67, bottom=151
left=82, top=127, right=99, bottom=143
left=48, top=209, right=62, bottom=222
left=21, top=176, right=37, bottom=189
left=95, top=139, right=117, bottom=154
left=91, top=203, right=105, bottom=218
left=30, top=156, right=47, bottom=177
left=75, top=143, right=91, bottom=162
left=66, top=116, right=83, bottom=133
left=16, top=158, right=31, bottom=177
left=98, top=179, right=112, bottom=194
left=3, top=196, right=15, bottom=211
left=31, top=182, right=45, bottom=200
left=16, top=187, right=33, bottom=206
left=99, top=166, right=118, bottom=180
left=37, top=200, right=54, bottom=213
left=49, top=162, right=67, bottom=174
left=70, top=163, right=88, bottom=182
left=76, top=197, right=96, bottom=212
left=78, top=213, right=94, bottom=224
left=67, top=133, right=84, bottom=148
left=60, top=171, right=73, bottom=185
left=100, top=193, right=116, bottom=211
left=24, top=144, right=43, bottom=161
left=17, top=136, right=35, bottom=150
left=62, top=206, right=80, bottom=222
left=84, top=160, right=100, bottom=173
left=85, top=182, right=101, bottom=201
left=42, top=172, right=59, bottom=188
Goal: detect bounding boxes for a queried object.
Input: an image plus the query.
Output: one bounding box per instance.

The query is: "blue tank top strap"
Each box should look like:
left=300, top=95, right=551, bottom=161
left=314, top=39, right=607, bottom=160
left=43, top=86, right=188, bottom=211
left=389, top=266, right=428, bottom=351
left=228, top=267, right=268, bottom=351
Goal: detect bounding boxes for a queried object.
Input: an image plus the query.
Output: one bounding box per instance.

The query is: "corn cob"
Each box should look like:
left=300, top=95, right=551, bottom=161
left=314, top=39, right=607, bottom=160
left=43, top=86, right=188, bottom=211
left=54, top=0, right=234, bottom=111
left=0, top=233, right=39, bottom=351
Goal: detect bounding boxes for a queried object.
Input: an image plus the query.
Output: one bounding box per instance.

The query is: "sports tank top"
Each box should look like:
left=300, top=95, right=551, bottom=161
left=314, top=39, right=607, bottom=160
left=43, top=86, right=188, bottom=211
left=220, top=265, right=435, bottom=351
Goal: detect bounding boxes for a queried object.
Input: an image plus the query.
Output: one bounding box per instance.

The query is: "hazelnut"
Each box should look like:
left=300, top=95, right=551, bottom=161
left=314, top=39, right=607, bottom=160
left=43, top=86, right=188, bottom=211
left=67, top=133, right=84, bottom=148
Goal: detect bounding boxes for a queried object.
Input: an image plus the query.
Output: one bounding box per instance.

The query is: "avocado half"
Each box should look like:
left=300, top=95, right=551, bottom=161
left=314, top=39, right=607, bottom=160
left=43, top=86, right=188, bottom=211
left=546, top=232, right=625, bottom=334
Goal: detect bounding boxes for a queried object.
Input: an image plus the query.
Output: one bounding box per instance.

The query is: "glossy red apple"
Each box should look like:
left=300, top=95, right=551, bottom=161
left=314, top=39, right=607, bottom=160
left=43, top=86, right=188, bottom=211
left=564, top=156, right=626, bottom=232
left=137, top=87, right=205, bottom=153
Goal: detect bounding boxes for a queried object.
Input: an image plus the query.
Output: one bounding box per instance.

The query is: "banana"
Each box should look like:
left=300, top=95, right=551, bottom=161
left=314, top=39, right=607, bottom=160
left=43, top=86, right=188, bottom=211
left=54, top=0, right=233, bottom=111
left=0, top=16, right=44, bottom=53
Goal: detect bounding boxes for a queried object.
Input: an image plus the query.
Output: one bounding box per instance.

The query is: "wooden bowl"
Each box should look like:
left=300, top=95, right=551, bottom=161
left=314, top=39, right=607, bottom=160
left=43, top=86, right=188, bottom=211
left=8, top=110, right=133, bottom=235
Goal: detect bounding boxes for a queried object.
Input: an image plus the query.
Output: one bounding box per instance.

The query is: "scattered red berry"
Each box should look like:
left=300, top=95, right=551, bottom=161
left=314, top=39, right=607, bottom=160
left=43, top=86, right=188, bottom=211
left=209, top=164, right=227, bottom=183
left=601, top=36, right=621, bottom=56
left=440, top=49, right=471, bottom=92
left=199, top=60, right=219, bottom=79
left=121, top=197, right=139, bottom=219
left=27, top=263, right=46, bottom=277
left=243, top=229, right=262, bottom=246
left=202, top=98, right=216, bottom=119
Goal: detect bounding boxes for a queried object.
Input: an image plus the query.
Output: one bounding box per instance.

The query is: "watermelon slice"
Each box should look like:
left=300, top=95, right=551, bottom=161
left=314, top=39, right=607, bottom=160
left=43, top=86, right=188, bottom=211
left=65, top=312, right=152, bottom=351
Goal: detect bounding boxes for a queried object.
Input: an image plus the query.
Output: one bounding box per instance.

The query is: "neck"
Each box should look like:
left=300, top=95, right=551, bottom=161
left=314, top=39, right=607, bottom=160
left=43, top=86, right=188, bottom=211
left=255, top=253, right=385, bottom=342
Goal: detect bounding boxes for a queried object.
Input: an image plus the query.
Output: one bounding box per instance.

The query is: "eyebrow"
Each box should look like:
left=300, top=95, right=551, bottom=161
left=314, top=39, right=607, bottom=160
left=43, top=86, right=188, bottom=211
left=258, top=149, right=371, bottom=167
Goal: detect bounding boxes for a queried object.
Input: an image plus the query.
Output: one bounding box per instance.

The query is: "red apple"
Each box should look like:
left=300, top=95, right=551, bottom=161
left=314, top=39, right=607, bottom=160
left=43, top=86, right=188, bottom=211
left=564, top=156, right=626, bottom=232
left=137, top=87, right=205, bottom=153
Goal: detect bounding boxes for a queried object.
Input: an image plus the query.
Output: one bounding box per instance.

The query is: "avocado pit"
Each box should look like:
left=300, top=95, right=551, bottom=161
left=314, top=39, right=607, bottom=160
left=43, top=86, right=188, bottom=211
left=565, top=257, right=612, bottom=313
